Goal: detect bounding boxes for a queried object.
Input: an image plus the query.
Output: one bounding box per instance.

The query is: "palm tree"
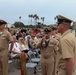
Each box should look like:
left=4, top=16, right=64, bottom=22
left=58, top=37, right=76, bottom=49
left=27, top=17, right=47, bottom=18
left=28, top=15, right=31, bottom=25
left=19, top=16, right=21, bottom=26
left=41, top=17, right=45, bottom=25
left=33, top=14, right=39, bottom=25
left=19, top=16, right=21, bottom=22
left=28, top=14, right=34, bottom=25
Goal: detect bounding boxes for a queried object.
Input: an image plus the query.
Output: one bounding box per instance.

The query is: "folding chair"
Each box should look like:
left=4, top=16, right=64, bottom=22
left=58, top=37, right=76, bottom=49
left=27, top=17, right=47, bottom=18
left=27, top=50, right=40, bottom=63
left=34, top=48, right=41, bottom=58
left=25, top=52, right=38, bottom=75
left=11, top=54, right=20, bottom=69
left=27, top=50, right=41, bottom=72
left=26, top=62, right=38, bottom=75
left=8, top=59, right=14, bottom=72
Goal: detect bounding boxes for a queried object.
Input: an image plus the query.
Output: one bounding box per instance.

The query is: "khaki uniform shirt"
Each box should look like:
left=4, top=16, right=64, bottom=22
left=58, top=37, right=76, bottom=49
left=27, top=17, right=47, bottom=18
left=35, top=37, right=42, bottom=45
left=0, top=29, right=13, bottom=50
left=40, top=38, right=58, bottom=58
left=55, top=33, right=61, bottom=41
left=30, top=38, right=37, bottom=47
left=58, top=30, right=76, bottom=70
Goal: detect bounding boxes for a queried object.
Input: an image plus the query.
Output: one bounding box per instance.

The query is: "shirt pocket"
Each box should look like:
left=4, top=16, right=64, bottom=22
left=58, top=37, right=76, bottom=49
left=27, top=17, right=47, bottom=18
left=1, top=35, right=7, bottom=40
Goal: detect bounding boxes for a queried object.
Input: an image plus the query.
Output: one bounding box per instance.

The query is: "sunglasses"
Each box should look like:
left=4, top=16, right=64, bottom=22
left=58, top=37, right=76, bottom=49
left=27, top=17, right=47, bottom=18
left=57, top=22, right=63, bottom=26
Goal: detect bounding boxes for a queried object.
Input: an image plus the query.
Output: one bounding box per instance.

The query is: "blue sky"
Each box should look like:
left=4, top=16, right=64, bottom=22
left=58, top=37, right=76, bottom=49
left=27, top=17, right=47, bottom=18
left=0, top=0, right=76, bottom=25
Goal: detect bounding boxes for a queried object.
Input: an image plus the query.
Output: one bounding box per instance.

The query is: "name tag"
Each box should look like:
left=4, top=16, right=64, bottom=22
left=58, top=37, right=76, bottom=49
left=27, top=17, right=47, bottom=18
left=0, top=32, right=3, bottom=35
left=1, top=35, right=6, bottom=39
left=49, top=40, right=54, bottom=46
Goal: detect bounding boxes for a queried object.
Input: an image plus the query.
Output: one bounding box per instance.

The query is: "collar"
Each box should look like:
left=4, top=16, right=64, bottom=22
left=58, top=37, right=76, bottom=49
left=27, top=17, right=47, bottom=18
left=61, top=29, right=71, bottom=38
left=0, top=31, right=5, bottom=35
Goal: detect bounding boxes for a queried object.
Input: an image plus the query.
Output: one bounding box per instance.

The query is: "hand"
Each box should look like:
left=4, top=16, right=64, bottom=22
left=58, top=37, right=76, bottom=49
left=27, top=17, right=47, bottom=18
left=0, top=56, right=2, bottom=59
left=0, top=56, right=3, bottom=61
left=8, top=53, right=11, bottom=57
left=43, top=35, right=46, bottom=39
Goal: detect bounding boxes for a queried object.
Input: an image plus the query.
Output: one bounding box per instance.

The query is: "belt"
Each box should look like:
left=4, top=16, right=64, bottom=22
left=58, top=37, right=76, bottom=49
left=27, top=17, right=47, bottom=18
left=0, top=50, right=6, bottom=52
left=43, top=56, right=50, bottom=59
left=0, top=50, right=2, bottom=52
left=56, top=68, right=66, bottom=74
left=56, top=69, right=75, bottom=74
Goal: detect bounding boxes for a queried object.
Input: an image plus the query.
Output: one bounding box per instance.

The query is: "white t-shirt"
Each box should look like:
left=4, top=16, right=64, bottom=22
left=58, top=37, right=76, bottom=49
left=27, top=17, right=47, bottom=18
left=19, top=44, right=29, bottom=50
left=9, top=42, right=21, bottom=57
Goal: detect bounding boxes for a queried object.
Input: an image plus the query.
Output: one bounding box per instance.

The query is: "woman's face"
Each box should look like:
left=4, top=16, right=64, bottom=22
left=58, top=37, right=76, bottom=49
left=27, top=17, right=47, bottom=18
left=19, top=37, right=24, bottom=43
left=21, top=39, right=24, bottom=43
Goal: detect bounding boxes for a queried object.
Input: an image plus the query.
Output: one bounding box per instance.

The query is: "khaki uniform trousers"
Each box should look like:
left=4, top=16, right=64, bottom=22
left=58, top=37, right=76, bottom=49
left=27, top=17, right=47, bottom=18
left=54, top=52, right=61, bottom=75
left=40, top=56, right=54, bottom=75
left=56, top=69, right=76, bottom=75
left=0, top=50, right=8, bottom=75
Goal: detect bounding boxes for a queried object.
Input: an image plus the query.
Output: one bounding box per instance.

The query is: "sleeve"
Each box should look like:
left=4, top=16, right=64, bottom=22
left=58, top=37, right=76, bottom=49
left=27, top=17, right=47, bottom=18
left=50, top=38, right=58, bottom=45
left=7, top=31, right=13, bottom=42
left=53, top=38, right=58, bottom=45
left=9, top=44, right=15, bottom=51
left=60, top=39, right=74, bottom=59
left=12, top=44, right=15, bottom=51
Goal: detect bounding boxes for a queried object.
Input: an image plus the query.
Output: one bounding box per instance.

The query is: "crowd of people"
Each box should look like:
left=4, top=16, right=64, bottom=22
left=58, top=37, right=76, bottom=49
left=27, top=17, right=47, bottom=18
left=0, top=14, right=76, bottom=75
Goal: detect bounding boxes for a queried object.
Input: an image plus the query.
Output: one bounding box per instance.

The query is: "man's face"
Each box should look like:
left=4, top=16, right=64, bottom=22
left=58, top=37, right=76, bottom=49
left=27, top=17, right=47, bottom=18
left=51, top=30, right=56, bottom=35
left=57, top=23, right=64, bottom=33
left=0, top=24, right=5, bottom=30
left=44, top=34, right=49, bottom=39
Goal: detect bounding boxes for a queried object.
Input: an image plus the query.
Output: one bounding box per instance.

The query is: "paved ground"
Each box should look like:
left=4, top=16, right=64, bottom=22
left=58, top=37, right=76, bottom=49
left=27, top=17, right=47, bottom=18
left=8, top=64, right=41, bottom=75
left=8, top=68, right=21, bottom=75
left=8, top=68, right=41, bottom=75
